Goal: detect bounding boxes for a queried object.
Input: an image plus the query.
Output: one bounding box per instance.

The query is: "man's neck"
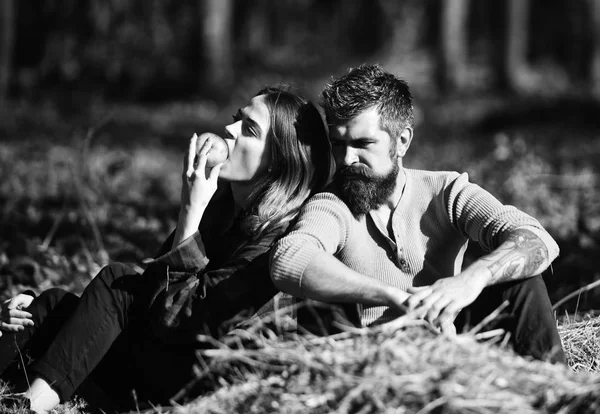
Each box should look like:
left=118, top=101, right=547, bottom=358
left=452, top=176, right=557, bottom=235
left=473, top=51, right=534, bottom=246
left=385, top=164, right=406, bottom=210
left=371, top=164, right=406, bottom=229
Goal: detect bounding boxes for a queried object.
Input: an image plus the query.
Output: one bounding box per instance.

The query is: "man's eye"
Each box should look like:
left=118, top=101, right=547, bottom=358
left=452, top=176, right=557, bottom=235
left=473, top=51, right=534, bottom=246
left=331, top=141, right=344, bottom=147
left=356, top=141, right=373, bottom=148
left=232, top=114, right=241, bottom=122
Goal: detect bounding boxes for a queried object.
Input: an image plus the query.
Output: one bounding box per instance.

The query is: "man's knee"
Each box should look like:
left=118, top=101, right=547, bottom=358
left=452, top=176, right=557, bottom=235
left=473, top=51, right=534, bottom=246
left=505, top=275, right=552, bottom=304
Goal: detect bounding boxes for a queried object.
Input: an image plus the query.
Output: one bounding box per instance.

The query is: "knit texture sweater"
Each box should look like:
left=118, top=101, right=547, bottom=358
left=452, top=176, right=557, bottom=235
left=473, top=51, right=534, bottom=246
left=270, top=168, right=560, bottom=326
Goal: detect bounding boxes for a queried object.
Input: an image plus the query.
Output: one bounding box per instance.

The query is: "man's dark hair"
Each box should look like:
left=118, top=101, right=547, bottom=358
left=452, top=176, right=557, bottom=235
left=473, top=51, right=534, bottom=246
left=320, top=64, right=414, bottom=139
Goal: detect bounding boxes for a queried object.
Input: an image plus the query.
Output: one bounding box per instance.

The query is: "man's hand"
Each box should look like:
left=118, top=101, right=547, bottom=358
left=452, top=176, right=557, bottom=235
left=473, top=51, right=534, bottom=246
left=406, top=268, right=490, bottom=334
left=0, top=294, right=35, bottom=336
left=385, top=286, right=411, bottom=313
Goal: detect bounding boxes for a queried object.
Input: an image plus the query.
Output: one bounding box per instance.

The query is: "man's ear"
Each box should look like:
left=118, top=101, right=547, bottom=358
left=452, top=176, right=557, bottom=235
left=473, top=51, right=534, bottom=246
left=396, top=127, right=413, bottom=158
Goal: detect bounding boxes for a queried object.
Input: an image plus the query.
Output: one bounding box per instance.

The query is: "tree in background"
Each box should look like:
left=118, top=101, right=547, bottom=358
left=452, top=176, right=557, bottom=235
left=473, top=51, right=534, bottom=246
left=199, top=0, right=233, bottom=98
left=0, top=0, right=15, bottom=102
left=437, top=0, right=469, bottom=93
left=502, top=0, right=533, bottom=92
left=591, top=0, right=600, bottom=96
left=3, top=1, right=600, bottom=101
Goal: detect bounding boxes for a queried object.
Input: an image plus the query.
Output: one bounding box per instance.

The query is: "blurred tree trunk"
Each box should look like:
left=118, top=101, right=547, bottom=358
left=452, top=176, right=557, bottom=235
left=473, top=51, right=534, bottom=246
left=503, top=0, right=532, bottom=92
left=591, top=0, right=600, bottom=95
left=0, top=0, right=16, bottom=101
left=245, top=0, right=269, bottom=56
left=437, top=0, right=469, bottom=93
left=199, top=0, right=233, bottom=98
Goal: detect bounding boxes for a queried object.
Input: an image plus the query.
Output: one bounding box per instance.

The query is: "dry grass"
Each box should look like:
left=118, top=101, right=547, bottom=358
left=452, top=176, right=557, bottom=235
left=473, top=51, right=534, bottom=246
left=2, top=312, right=597, bottom=413
left=172, top=317, right=600, bottom=414
left=1, top=112, right=599, bottom=412
left=559, top=315, right=600, bottom=373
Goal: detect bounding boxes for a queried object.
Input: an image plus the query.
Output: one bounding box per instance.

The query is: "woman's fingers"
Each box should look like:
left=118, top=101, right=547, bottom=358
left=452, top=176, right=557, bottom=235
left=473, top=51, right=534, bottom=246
left=0, top=321, right=26, bottom=332
left=185, top=134, right=198, bottom=175
left=7, top=294, right=34, bottom=310
left=195, top=137, right=212, bottom=174
left=8, top=309, right=33, bottom=322
left=208, top=163, right=223, bottom=182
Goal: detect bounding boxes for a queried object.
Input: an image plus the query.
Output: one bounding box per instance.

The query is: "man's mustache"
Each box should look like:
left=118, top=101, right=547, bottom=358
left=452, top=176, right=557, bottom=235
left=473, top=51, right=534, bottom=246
left=336, top=165, right=378, bottom=180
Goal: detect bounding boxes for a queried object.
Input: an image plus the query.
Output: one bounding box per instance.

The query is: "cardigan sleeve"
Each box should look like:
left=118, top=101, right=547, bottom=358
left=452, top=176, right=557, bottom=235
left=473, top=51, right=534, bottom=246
left=270, top=192, right=352, bottom=297
left=150, top=230, right=209, bottom=274
left=444, top=172, right=559, bottom=261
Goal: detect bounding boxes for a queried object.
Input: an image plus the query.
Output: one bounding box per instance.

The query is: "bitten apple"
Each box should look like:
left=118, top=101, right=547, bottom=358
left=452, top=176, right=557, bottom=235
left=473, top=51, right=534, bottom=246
left=197, top=132, right=229, bottom=167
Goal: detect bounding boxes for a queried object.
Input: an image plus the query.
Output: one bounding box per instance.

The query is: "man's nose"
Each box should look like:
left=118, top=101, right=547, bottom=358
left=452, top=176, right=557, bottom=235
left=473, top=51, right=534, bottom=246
left=340, top=146, right=358, bottom=166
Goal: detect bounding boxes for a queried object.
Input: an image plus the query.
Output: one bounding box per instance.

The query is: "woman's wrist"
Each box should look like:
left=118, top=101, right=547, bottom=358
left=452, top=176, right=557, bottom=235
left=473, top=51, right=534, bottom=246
left=178, top=204, right=205, bottom=225
left=173, top=206, right=205, bottom=247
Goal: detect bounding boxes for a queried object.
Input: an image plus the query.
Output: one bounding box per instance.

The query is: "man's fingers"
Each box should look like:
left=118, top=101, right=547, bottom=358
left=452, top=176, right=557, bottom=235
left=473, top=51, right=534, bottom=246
left=419, top=291, right=443, bottom=310
left=434, top=302, right=461, bottom=331
left=440, top=320, right=457, bottom=337
left=407, top=286, right=428, bottom=294
left=406, top=288, right=433, bottom=310
left=424, top=296, right=451, bottom=324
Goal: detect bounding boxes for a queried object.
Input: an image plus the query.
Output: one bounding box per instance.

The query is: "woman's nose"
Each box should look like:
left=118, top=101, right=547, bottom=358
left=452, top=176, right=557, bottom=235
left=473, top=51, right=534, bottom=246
left=224, top=122, right=238, bottom=140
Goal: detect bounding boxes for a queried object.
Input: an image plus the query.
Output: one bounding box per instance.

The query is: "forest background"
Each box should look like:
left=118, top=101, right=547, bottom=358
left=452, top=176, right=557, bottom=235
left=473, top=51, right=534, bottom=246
left=0, top=0, right=599, bottom=317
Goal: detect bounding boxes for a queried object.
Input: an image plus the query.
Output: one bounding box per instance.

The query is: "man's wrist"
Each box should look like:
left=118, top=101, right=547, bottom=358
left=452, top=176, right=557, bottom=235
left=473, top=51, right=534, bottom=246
left=462, top=264, right=493, bottom=287
left=382, top=285, right=410, bottom=309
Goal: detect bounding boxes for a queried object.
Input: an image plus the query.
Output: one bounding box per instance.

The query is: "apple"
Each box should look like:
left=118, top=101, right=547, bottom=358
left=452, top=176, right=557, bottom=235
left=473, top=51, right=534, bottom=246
left=197, top=132, right=229, bottom=167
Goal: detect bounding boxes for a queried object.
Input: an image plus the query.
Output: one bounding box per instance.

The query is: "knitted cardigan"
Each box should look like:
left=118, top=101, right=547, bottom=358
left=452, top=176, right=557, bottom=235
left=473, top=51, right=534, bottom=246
left=271, top=168, right=559, bottom=326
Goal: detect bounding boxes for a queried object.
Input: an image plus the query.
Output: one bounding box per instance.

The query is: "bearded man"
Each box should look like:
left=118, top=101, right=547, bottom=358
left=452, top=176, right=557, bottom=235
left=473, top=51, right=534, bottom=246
left=270, top=64, right=565, bottom=363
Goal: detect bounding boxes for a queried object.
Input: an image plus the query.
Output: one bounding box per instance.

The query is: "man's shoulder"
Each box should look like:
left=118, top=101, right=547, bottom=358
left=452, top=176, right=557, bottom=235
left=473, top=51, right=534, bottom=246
left=405, top=168, right=464, bottom=191
left=299, top=185, right=356, bottom=222
left=405, top=168, right=462, bottom=181
left=307, top=184, right=346, bottom=206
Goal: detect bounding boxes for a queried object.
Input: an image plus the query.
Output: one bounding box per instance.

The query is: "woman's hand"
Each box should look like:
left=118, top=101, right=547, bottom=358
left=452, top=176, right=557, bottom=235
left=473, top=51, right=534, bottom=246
left=181, top=133, right=223, bottom=212
left=173, top=134, right=223, bottom=246
left=0, top=294, right=34, bottom=336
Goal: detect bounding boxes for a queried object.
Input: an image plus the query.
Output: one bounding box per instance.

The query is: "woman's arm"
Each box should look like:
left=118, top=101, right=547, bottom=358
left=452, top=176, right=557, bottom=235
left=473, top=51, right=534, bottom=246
left=173, top=133, right=222, bottom=247
left=149, top=134, right=224, bottom=274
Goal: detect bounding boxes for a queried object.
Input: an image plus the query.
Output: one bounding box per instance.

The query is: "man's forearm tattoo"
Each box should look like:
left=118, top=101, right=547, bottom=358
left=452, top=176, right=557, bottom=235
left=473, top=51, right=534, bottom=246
left=486, top=229, right=549, bottom=283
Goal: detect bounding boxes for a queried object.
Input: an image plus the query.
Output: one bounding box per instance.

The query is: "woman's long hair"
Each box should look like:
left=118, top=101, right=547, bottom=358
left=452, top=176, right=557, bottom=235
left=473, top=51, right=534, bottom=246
left=245, top=86, right=333, bottom=239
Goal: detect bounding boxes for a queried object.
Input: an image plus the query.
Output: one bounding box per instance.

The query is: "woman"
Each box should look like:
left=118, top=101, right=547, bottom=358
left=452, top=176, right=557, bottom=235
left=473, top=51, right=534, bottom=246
left=0, top=86, right=333, bottom=413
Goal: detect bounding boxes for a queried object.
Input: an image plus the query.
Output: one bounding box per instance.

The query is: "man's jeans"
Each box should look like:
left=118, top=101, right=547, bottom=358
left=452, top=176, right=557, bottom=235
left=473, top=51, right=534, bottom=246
left=298, top=275, right=565, bottom=364
left=454, top=275, right=565, bottom=363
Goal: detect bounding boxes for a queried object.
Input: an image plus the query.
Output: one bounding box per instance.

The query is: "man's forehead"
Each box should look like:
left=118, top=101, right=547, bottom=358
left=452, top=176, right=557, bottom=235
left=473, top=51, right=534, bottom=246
left=329, top=108, right=383, bottom=139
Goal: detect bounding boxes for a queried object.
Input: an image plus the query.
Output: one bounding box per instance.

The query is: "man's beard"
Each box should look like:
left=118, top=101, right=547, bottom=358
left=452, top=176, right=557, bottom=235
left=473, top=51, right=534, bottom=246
left=334, top=162, right=399, bottom=217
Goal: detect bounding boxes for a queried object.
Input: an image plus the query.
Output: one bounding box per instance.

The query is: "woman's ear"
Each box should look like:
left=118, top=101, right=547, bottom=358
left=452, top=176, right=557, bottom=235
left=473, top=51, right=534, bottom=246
left=397, top=127, right=413, bottom=158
